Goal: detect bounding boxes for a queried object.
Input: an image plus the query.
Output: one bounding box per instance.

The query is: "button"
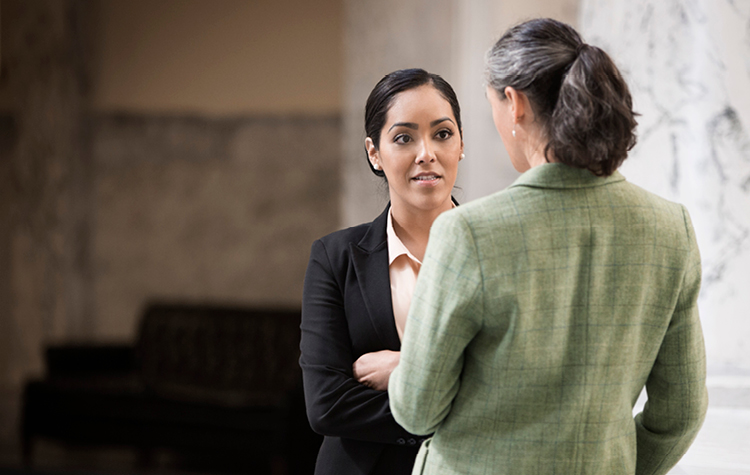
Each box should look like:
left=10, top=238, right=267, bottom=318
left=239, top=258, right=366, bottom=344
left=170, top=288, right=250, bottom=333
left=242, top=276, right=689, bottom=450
left=396, top=438, right=406, bottom=445
left=407, top=438, right=417, bottom=446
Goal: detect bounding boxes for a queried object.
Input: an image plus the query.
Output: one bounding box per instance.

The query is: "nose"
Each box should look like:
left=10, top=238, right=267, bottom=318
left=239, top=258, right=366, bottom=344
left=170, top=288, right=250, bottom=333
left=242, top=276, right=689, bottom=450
left=415, top=140, right=436, bottom=164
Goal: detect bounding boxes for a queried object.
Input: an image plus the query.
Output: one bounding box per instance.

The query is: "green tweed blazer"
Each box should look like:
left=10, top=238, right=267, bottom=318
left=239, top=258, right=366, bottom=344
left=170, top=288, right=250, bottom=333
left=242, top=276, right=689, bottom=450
left=389, top=163, right=707, bottom=475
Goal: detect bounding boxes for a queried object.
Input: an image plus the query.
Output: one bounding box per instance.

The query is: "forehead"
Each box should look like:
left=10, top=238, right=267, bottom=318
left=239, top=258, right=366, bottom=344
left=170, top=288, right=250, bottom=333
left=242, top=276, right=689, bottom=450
left=384, top=85, right=455, bottom=124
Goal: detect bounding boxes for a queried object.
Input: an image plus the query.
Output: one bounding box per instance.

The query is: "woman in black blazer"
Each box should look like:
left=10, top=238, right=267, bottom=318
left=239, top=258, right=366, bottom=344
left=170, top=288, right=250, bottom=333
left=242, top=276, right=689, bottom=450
left=300, top=69, right=464, bottom=475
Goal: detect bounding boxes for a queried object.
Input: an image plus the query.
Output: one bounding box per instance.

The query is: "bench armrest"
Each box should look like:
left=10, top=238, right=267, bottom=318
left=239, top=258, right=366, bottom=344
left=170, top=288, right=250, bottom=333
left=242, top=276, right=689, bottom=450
left=45, top=344, right=136, bottom=378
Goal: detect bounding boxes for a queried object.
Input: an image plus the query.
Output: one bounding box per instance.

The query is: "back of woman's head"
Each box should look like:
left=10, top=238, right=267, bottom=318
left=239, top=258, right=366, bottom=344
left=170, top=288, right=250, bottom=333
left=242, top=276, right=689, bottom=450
left=364, top=68, right=462, bottom=177
left=485, top=18, right=637, bottom=176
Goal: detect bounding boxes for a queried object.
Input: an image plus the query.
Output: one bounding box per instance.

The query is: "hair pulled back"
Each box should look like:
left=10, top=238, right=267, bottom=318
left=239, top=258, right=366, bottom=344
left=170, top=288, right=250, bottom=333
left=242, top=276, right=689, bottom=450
left=485, top=18, right=637, bottom=176
left=364, top=68, right=462, bottom=177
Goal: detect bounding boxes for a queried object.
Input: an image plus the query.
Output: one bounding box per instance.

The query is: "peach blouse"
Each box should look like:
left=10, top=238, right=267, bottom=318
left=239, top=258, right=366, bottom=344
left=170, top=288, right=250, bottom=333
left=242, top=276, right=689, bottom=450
left=386, top=209, right=422, bottom=341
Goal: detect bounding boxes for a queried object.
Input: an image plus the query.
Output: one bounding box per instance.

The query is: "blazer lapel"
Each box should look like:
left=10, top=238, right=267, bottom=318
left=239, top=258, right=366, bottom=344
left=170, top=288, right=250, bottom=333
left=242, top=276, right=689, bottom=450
left=350, top=205, right=402, bottom=351
left=349, top=197, right=460, bottom=352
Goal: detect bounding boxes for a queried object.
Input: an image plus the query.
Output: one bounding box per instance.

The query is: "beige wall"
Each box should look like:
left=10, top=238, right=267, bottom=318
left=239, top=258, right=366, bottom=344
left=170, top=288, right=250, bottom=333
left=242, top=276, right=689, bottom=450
left=496, top=0, right=579, bottom=31
left=90, top=0, right=343, bottom=115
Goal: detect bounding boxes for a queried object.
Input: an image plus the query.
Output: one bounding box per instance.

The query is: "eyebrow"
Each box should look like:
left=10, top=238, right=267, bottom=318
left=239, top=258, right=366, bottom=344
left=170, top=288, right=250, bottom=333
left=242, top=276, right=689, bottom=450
left=387, top=117, right=455, bottom=133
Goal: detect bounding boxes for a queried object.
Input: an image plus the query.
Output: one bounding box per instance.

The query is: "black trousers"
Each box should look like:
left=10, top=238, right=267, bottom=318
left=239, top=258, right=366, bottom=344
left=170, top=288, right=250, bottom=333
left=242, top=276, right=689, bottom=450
left=370, top=445, right=419, bottom=475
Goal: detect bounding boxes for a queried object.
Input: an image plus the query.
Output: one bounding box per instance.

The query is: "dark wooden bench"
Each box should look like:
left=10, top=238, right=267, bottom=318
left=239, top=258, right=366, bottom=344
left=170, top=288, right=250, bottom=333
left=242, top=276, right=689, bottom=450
left=21, top=303, right=321, bottom=474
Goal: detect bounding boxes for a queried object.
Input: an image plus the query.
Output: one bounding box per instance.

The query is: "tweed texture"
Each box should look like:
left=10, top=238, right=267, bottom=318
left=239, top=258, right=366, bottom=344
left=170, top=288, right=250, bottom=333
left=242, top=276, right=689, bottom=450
left=389, top=164, right=707, bottom=475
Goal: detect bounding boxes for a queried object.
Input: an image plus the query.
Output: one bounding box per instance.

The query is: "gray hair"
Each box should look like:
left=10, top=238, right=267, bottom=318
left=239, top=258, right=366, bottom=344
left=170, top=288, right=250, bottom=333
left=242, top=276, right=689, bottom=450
left=485, top=18, right=637, bottom=176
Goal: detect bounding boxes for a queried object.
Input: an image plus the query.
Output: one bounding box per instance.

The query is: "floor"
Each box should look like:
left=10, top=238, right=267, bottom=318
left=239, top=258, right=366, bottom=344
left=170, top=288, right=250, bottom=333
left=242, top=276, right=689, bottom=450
left=1, top=371, right=749, bottom=474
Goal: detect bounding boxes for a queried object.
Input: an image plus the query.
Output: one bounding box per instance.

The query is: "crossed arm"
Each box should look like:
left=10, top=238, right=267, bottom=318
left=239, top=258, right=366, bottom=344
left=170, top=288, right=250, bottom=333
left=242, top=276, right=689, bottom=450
left=300, top=239, right=418, bottom=443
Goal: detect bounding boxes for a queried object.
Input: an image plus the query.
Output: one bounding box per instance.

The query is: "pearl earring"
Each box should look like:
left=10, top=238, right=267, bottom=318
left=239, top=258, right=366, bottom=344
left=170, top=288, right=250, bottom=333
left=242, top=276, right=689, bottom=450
left=460, top=153, right=465, bottom=160
left=373, top=164, right=381, bottom=170
left=512, top=128, right=516, bottom=138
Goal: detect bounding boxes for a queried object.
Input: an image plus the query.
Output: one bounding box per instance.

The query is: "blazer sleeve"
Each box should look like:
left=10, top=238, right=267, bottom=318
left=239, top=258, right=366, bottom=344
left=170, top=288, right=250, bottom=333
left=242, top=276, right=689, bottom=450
left=300, top=238, right=420, bottom=444
left=634, top=206, right=708, bottom=475
left=389, top=212, right=484, bottom=435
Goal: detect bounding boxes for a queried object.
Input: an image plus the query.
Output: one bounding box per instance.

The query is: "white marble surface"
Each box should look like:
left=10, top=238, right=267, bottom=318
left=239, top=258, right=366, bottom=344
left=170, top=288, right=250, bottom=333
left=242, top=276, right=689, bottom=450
left=581, top=0, right=750, bottom=372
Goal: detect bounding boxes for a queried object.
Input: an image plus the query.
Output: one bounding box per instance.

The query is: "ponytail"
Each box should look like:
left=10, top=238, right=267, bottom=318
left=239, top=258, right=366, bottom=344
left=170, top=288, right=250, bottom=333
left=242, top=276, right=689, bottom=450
left=547, top=44, right=637, bottom=176
left=486, top=18, right=638, bottom=176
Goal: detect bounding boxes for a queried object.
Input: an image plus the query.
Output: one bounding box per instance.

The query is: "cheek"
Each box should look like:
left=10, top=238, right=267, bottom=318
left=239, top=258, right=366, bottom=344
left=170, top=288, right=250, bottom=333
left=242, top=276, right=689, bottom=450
left=492, top=109, right=505, bottom=136
left=378, top=150, right=409, bottom=180
left=442, top=149, right=462, bottom=177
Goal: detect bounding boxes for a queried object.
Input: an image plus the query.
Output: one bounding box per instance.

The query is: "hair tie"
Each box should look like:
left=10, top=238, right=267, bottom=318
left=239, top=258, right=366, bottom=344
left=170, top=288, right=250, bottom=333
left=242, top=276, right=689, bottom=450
left=576, top=43, right=588, bottom=56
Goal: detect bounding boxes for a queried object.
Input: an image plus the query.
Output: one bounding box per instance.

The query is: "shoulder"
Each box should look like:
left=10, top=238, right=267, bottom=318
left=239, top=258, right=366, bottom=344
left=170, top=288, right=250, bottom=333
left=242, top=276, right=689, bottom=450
left=314, top=221, right=372, bottom=251
left=612, top=179, right=692, bottom=227
left=426, top=193, right=513, bottom=254
left=614, top=180, right=696, bottom=246
left=308, top=219, right=381, bottom=271
left=618, top=179, right=683, bottom=209
left=433, top=188, right=523, bottom=237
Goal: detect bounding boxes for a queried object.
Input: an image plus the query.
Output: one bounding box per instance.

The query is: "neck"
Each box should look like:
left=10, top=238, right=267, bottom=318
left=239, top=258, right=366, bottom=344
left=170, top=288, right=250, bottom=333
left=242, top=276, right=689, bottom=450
left=527, top=147, right=550, bottom=168
left=390, top=198, right=452, bottom=262
left=524, top=130, right=554, bottom=169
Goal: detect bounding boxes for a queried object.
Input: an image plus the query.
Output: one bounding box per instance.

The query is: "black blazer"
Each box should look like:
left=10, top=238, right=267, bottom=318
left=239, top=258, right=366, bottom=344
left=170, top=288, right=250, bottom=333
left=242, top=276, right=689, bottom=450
left=300, top=205, right=427, bottom=475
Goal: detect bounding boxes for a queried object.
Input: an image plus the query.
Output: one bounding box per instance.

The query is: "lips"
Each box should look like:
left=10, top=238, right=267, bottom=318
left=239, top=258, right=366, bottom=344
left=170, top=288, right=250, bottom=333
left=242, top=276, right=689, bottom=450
left=412, top=172, right=441, bottom=181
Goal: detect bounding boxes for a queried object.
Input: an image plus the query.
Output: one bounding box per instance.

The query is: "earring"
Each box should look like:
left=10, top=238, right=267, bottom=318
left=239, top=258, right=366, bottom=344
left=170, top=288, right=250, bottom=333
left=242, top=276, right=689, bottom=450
left=460, top=153, right=465, bottom=160
left=512, top=128, right=516, bottom=138
left=373, top=163, right=381, bottom=170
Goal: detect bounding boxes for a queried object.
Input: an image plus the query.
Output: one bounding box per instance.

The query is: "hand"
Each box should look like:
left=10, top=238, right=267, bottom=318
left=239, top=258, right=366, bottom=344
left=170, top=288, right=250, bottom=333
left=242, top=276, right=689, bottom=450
left=352, top=350, right=400, bottom=391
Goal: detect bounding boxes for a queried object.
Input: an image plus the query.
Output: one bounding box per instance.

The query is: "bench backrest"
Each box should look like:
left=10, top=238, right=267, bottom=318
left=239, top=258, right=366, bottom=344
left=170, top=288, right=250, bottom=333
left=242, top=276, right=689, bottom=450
left=137, top=303, right=302, bottom=407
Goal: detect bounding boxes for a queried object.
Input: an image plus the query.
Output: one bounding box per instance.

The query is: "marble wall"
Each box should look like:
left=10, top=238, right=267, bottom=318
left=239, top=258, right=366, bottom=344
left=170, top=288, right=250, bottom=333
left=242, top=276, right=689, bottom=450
left=580, top=0, right=750, bottom=372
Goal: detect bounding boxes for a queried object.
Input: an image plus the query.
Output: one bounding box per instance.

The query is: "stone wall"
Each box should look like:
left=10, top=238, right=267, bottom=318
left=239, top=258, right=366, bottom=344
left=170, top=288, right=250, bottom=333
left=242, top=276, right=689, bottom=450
left=90, top=114, right=340, bottom=338
left=0, top=0, right=341, bottom=387
left=0, top=2, right=342, bottom=464
left=0, top=0, right=94, bottom=387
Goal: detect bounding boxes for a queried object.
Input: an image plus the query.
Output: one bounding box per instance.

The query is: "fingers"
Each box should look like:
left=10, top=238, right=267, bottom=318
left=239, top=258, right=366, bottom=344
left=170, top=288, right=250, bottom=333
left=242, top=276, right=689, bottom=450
left=352, top=351, right=396, bottom=391
left=352, top=357, right=368, bottom=381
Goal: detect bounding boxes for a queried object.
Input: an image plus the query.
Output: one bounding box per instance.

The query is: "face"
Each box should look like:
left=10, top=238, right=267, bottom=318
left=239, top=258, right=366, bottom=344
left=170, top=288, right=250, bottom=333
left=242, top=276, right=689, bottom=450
left=486, top=85, right=528, bottom=173
left=366, top=85, right=463, bottom=215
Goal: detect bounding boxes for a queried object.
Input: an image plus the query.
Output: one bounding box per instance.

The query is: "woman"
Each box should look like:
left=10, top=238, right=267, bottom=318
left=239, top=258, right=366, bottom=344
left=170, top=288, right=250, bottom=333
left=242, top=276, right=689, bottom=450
left=389, top=19, right=707, bottom=475
left=300, top=68, right=464, bottom=475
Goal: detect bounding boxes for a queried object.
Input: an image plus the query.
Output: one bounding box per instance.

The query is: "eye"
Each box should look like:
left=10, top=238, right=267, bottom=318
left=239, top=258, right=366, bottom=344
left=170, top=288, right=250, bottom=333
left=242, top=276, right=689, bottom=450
left=394, top=134, right=412, bottom=144
left=436, top=129, right=454, bottom=140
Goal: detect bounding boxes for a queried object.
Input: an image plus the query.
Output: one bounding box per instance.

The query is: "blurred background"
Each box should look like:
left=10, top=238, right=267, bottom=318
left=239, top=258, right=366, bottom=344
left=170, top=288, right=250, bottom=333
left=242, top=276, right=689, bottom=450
left=0, top=0, right=748, bottom=474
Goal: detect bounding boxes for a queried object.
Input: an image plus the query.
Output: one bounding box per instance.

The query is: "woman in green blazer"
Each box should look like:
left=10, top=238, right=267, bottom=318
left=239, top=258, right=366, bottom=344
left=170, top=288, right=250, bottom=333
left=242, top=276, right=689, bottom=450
left=389, top=18, right=708, bottom=475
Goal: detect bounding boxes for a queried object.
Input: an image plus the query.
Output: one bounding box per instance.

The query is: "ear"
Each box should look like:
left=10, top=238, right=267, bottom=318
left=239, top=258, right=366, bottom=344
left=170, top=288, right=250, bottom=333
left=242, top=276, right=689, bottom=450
left=365, top=137, right=380, bottom=170
left=503, top=86, right=527, bottom=124
left=459, top=131, right=465, bottom=160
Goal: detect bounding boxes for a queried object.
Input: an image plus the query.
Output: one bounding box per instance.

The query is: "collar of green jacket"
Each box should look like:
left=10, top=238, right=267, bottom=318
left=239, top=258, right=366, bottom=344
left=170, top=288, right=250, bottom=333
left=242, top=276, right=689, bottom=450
left=509, top=163, right=626, bottom=190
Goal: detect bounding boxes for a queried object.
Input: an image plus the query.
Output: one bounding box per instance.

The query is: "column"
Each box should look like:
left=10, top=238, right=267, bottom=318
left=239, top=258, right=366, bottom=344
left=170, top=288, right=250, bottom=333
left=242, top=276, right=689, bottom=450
left=580, top=0, right=750, bottom=372
left=341, top=0, right=581, bottom=225
left=341, top=0, right=460, bottom=227
left=0, top=0, right=94, bottom=386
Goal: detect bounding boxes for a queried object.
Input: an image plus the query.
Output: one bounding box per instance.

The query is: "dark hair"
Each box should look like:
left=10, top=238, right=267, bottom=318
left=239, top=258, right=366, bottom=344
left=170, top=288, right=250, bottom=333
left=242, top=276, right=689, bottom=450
left=364, top=68, right=462, bottom=177
left=485, top=18, right=637, bottom=176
